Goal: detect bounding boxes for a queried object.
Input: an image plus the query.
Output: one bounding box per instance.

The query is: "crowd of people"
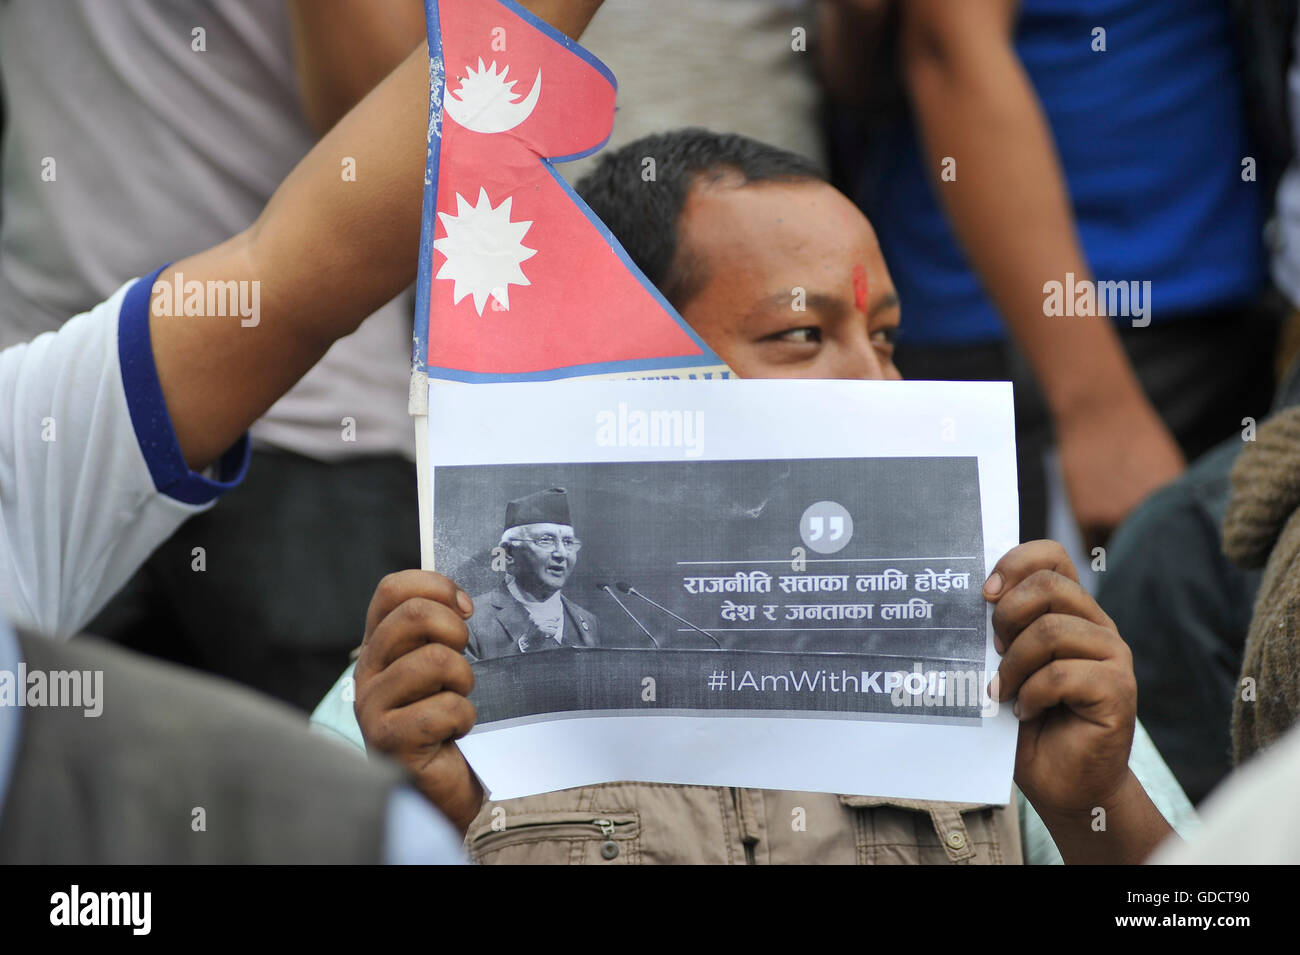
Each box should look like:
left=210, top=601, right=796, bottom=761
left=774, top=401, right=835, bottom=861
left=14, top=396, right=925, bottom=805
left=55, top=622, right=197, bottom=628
left=1, top=0, right=1299, bottom=865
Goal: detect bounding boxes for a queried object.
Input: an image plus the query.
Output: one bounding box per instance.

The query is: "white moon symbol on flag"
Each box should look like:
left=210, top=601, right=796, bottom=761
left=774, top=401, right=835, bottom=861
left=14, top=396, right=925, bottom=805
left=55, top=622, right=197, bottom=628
left=444, top=59, right=542, bottom=135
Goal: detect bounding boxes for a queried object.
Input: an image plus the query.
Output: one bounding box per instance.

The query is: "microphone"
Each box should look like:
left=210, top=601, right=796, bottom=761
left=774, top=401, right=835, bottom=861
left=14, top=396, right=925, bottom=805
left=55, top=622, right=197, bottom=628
left=596, top=582, right=660, bottom=649
left=617, top=582, right=723, bottom=649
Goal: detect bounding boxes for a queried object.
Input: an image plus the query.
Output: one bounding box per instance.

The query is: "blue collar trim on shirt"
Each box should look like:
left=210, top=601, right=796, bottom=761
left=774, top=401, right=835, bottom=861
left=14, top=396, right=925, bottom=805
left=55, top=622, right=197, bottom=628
left=117, top=266, right=251, bottom=506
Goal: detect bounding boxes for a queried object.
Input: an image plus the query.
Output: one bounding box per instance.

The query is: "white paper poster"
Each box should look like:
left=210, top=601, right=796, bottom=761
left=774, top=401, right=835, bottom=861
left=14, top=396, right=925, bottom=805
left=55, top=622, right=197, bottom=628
left=427, top=378, right=1020, bottom=804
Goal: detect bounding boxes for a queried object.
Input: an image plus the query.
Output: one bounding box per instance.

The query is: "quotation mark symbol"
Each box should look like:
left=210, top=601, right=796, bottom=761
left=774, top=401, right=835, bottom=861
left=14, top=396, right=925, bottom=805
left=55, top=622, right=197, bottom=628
left=800, top=501, right=853, bottom=554
left=807, top=515, right=845, bottom=542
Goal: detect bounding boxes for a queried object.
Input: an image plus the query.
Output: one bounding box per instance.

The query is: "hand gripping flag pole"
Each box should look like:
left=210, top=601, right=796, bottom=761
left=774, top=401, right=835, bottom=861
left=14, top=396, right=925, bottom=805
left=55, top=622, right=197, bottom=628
left=412, top=0, right=731, bottom=570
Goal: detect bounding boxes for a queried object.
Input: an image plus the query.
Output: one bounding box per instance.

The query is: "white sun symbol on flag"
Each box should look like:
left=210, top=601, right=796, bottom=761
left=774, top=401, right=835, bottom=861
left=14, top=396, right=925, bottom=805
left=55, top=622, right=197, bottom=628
left=433, top=187, right=537, bottom=315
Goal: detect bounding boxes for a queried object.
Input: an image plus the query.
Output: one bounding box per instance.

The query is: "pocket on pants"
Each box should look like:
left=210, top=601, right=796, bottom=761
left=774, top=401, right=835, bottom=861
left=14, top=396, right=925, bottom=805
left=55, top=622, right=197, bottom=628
left=467, top=809, right=641, bottom=865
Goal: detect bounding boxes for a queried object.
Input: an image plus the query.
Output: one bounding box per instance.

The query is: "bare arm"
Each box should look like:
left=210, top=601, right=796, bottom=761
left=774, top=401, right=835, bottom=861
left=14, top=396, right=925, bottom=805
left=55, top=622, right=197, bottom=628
left=518, top=0, right=604, bottom=37
left=151, top=42, right=429, bottom=471
left=900, top=0, right=1184, bottom=543
left=287, top=0, right=605, bottom=133
left=152, top=1, right=605, bottom=470
left=816, top=0, right=894, bottom=107
left=1036, top=771, right=1176, bottom=865
left=288, top=0, right=428, bottom=135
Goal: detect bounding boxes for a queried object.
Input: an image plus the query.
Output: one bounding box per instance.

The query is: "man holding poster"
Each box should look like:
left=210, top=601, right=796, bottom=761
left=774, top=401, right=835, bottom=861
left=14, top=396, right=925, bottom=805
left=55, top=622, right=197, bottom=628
left=312, top=0, right=1196, bottom=862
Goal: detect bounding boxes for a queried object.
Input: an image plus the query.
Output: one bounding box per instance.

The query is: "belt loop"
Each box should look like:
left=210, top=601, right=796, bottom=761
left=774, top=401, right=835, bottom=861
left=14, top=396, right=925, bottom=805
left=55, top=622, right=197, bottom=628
left=929, top=806, right=976, bottom=863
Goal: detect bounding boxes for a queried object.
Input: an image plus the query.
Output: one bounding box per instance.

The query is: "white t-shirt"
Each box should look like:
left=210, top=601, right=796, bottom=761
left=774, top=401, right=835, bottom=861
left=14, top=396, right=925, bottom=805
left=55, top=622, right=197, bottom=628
left=0, top=272, right=248, bottom=637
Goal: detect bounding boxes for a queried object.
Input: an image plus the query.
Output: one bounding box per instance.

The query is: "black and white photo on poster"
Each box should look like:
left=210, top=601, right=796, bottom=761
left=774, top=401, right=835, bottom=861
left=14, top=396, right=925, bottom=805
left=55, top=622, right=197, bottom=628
left=436, top=456, right=987, bottom=724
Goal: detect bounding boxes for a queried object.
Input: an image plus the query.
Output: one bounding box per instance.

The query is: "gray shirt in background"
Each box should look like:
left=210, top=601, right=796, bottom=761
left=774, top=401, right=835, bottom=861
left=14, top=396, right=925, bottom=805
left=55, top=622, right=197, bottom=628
left=560, top=0, right=823, bottom=185
left=0, top=0, right=413, bottom=461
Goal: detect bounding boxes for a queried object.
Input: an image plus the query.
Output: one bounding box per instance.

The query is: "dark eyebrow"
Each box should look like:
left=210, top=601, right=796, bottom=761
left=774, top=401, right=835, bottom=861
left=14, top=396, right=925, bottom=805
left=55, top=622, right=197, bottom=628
left=747, top=289, right=900, bottom=324
left=747, top=291, right=849, bottom=323
left=869, top=291, right=901, bottom=319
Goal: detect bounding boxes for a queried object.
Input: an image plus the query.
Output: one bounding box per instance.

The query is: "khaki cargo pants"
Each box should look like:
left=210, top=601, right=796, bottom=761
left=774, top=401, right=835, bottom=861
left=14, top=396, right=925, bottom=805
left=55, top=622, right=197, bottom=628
left=466, top=783, right=1022, bottom=864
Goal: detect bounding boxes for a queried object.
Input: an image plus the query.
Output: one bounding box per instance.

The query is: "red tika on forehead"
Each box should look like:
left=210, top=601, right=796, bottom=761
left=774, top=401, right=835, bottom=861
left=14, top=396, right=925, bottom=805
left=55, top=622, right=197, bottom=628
left=852, top=263, right=869, bottom=311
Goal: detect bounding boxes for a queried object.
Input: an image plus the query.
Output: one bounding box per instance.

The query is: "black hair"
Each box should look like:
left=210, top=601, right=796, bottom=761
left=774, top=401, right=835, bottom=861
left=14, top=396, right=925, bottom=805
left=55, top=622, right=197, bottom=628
left=574, top=128, right=825, bottom=308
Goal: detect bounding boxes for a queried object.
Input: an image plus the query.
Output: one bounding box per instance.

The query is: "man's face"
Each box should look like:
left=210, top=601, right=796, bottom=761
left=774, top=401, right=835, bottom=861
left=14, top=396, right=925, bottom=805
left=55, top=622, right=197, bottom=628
left=676, top=178, right=902, bottom=382
left=509, top=522, right=580, bottom=594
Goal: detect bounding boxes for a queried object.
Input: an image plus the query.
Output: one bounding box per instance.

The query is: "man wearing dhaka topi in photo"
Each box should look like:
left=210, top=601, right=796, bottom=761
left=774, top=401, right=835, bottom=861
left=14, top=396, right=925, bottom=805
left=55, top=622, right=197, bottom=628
left=467, top=488, right=600, bottom=659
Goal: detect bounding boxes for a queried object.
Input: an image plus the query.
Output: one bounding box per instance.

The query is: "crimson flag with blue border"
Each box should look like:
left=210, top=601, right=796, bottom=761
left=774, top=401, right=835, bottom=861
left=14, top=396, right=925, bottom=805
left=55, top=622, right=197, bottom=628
left=414, top=0, right=729, bottom=382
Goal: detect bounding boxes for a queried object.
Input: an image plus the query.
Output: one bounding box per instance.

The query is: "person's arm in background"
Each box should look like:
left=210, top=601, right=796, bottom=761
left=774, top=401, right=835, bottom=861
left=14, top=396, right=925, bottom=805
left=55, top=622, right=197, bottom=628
left=816, top=0, right=894, bottom=107
left=521, top=0, right=604, bottom=38
left=287, top=0, right=607, bottom=134
left=896, top=0, right=1184, bottom=547
left=155, top=0, right=606, bottom=470
left=288, top=0, right=427, bottom=135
